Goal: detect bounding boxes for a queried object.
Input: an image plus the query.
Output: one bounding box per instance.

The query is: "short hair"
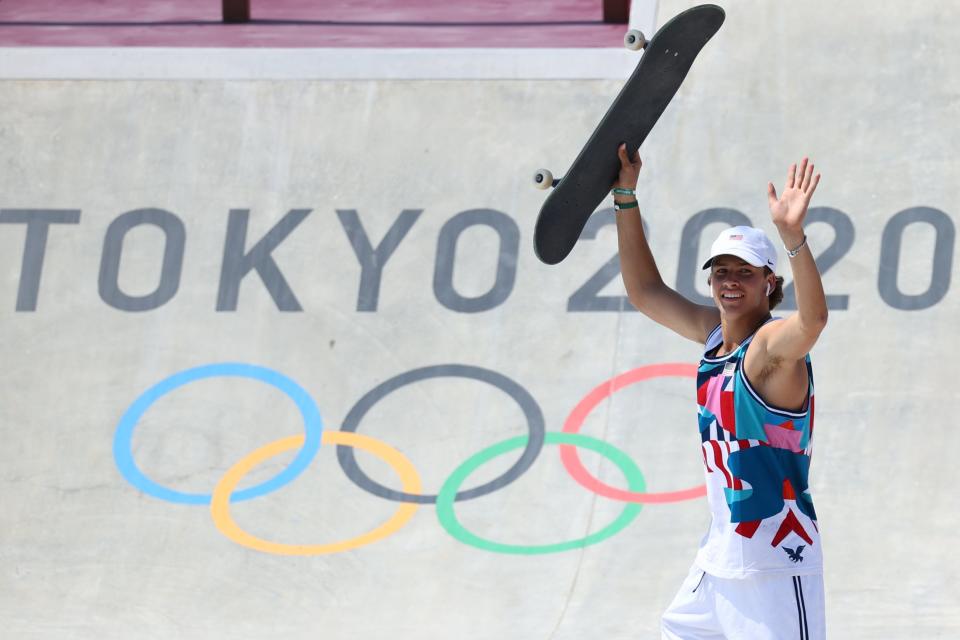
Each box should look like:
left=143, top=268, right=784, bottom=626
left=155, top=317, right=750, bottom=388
left=764, top=267, right=784, bottom=310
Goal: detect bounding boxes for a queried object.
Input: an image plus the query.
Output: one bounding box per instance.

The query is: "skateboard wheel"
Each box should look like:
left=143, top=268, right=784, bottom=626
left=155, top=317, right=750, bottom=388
left=533, top=169, right=554, bottom=190
left=624, top=29, right=647, bottom=51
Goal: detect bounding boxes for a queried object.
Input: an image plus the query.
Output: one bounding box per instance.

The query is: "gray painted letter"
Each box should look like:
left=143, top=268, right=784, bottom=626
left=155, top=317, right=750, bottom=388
left=567, top=208, right=646, bottom=312
left=434, top=209, right=519, bottom=313
left=217, top=209, right=310, bottom=312
left=0, top=209, right=81, bottom=311
left=779, top=207, right=854, bottom=311
left=336, top=209, right=422, bottom=312
left=878, top=207, right=954, bottom=310
left=99, top=208, right=186, bottom=312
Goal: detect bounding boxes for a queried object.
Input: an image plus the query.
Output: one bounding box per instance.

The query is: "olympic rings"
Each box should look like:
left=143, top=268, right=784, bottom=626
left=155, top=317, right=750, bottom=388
left=337, top=364, right=545, bottom=504
left=436, top=432, right=645, bottom=554
left=560, top=363, right=706, bottom=504
left=114, top=361, right=705, bottom=556
left=113, top=363, right=323, bottom=505
left=211, top=431, right=421, bottom=556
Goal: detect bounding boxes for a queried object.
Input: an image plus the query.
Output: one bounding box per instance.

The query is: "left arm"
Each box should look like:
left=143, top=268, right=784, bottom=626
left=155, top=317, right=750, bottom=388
left=760, top=158, right=828, bottom=360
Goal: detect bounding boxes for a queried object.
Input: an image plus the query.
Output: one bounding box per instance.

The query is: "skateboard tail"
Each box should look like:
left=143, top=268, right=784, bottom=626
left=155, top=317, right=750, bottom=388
left=534, top=208, right=584, bottom=265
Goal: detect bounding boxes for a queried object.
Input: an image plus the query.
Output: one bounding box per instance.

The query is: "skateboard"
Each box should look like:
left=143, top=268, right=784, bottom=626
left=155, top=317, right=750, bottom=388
left=532, top=4, right=725, bottom=265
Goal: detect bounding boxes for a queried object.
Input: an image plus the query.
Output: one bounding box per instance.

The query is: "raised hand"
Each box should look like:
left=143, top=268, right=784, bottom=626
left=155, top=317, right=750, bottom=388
left=767, top=157, right=821, bottom=234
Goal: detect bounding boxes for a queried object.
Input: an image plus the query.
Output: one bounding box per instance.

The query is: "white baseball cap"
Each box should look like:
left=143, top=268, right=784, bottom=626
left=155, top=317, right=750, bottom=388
left=701, top=226, right=777, bottom=272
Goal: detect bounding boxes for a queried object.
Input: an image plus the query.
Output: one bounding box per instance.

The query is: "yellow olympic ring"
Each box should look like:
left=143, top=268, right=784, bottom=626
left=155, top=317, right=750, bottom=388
left=210, top=431, right=422, bottom=556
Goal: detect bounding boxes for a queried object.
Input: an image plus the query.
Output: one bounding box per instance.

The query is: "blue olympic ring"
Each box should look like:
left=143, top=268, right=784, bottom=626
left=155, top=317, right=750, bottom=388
left=112, top=363, right=323, bottom=505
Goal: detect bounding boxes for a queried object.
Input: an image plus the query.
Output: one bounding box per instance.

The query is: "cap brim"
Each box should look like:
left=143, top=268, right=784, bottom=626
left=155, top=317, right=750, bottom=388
left=701, top=250, right=769, bottom=271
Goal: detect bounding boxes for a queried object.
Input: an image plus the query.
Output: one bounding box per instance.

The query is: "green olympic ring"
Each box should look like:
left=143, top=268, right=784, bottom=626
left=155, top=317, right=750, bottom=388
left=436, top=432, right=646, bottom=555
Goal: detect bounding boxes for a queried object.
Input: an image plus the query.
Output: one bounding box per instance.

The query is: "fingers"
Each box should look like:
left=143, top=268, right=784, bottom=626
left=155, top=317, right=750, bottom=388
left=618, top=143, right=630, bottom=169
left=807, top=172, right=821, bottom=197
left=786, top=157, right=819, bottom=193
left=767, top=182, right=778, bottom=207
left=796, top=157, right=809, bottom=189
left=800, top=159, right=814, bottom=191
left=618, top=143, right=642, bottom=169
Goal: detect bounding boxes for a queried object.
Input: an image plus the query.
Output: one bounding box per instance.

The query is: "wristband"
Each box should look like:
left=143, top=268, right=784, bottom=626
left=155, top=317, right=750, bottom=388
left=785, top=235, right=807, bottom=258
left=612, top=188, right=636, bottom=196
left=614, top=200, right=638, bottom=211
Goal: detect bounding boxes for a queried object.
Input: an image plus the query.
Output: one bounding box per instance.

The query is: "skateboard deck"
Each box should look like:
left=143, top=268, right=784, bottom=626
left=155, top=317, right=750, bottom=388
left=533, top=4, right=725, bottom=265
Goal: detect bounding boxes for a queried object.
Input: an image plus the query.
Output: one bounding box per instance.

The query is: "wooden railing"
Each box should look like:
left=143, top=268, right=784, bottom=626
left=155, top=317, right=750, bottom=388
left=221, top=1, right=631, bottom=24
left=222, top=0, right=250, bottom=23
left=603, top=0, right=631, bottom=24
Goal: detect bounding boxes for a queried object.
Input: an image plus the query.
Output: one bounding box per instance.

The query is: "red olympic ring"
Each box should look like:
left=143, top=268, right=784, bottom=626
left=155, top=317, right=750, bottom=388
left=560, top=362, right=706, bottom=504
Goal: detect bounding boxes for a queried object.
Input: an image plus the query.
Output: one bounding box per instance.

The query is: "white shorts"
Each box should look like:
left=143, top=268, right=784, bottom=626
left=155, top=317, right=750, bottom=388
left=661, top=564, right=825, bottom=639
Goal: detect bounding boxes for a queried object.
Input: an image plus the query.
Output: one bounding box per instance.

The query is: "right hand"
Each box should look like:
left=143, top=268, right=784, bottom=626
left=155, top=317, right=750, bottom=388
left=613, top=143, right=642, bottom=192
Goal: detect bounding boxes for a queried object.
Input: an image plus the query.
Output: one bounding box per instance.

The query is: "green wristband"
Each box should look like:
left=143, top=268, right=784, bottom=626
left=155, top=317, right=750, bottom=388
left=612, top=188, right=636, bottom=196
left=614, top=200, right=638, bottom=211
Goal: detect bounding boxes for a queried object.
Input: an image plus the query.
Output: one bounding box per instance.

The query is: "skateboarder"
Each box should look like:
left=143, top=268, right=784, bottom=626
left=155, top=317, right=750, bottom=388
left=611, top=144, right=827, bottom=639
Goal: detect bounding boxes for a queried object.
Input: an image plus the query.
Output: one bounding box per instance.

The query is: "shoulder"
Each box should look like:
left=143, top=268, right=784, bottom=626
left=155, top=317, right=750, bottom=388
left=745, top=318, right=808, bottom=379
left=704, top=323, right=722, bottom=348
left=751, top=316, right=796, bottom=349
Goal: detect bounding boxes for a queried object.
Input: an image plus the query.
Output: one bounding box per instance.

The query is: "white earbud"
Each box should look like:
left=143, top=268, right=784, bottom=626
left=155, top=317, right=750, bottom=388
left=765, top=282, right=773, bottom=296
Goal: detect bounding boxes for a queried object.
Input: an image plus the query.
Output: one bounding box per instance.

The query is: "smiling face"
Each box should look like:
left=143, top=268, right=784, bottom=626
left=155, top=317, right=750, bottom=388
left=708, top=255, right=776, bottom=316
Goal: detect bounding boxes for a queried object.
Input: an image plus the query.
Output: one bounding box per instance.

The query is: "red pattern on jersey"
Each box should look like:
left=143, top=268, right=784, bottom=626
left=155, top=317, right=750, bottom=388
left=735, top=520, right=762, bottom=538
left=720, top=389, right=737, bottom=435
left=697, top=380, right=709, bottom=407
left=710, top=441, right=733, bottom=487
left=770, top=508, right=813, bottom=547
left=782, top=478, right=796, bottom=500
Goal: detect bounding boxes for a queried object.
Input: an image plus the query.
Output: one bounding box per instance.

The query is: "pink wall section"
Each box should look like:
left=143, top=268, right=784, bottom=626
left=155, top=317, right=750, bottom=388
left=0, top=0, right=629, bottom=47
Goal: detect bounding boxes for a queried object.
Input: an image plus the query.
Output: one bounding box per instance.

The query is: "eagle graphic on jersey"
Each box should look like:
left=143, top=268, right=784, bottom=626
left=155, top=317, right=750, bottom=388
left=782, top=545, right=805, bottom=563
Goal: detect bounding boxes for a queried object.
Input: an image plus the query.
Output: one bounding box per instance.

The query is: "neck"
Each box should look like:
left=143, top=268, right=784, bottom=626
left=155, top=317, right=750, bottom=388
left=718, top=310, right=771, bottom=355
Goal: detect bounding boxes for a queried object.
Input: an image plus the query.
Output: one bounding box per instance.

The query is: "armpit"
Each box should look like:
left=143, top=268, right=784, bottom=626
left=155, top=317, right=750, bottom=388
left=758, top=355, right=784, bottom=381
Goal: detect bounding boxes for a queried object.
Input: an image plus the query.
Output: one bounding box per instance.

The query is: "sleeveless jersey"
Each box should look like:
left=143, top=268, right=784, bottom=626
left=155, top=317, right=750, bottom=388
left=694, top=321, right=822, bottom=578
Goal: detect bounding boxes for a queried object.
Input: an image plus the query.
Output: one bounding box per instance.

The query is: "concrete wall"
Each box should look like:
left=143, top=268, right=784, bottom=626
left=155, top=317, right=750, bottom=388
left=1, top=1, right=959, bottom=638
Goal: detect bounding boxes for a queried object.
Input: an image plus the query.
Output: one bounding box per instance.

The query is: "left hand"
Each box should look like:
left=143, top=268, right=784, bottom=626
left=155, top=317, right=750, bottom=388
left=767, top=157, right=821, bottom=240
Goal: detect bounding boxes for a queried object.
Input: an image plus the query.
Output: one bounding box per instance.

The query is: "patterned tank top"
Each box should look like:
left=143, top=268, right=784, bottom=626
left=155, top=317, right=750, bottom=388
left=695, top=321, right=822, bottom=578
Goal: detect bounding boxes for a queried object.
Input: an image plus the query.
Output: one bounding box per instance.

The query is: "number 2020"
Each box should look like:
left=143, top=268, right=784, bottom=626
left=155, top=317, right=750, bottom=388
left=568, top=206, right=955, bottom=313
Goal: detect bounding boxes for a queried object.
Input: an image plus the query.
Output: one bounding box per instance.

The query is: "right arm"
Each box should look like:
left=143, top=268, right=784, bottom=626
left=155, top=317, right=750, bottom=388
left=613, top=144, right=719, bottom=344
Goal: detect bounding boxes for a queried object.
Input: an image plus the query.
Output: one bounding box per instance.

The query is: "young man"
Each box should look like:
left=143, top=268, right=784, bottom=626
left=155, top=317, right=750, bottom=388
left=612, top=144, right=827, bottom=639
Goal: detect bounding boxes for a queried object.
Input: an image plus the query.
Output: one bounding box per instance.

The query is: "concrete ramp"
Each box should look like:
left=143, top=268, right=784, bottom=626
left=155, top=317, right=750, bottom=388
left=2, top=1, right=959, bottom=638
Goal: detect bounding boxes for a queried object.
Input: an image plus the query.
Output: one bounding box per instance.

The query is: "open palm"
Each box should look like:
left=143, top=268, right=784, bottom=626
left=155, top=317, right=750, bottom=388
left=767, top=157, right=821, bottom=231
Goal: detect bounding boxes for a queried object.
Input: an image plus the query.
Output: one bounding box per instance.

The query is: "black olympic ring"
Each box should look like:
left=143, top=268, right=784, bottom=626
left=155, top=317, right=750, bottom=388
left=337, top=364, right=545, bottom=504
